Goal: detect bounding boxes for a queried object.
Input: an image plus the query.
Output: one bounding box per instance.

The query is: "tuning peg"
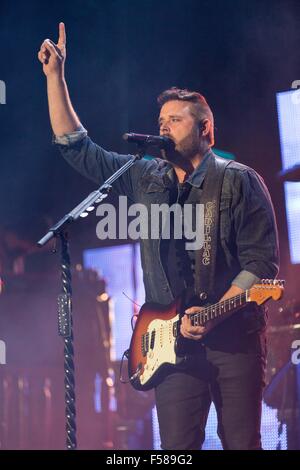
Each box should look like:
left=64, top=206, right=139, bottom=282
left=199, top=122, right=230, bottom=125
left=273, top=279, right=285, bottom=286
left=260, top=278, right=285, bottom=287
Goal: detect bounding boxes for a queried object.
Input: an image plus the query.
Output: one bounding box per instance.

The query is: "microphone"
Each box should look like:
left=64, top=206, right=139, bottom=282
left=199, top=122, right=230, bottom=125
left=123, top=132, right=174, bottom=150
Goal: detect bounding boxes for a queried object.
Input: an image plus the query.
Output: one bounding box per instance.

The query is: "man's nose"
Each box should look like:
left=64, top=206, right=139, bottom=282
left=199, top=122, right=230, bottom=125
left=160, top=123, right=170, bottom=135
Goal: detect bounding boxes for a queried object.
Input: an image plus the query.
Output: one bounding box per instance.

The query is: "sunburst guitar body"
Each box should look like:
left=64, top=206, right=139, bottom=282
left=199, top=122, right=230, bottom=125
left=128, top=280, right=284, bottom=391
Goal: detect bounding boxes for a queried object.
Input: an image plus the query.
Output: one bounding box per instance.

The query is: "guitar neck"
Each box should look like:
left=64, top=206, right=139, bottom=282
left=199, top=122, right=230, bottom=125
left=191, top=291, right=248, bottom=325
left=189, top=280, right=284, bottom=326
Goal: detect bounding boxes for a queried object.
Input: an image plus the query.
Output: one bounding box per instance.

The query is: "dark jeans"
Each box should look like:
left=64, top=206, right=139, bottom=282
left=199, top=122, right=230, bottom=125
left=155, top=329, right=266, bottom=450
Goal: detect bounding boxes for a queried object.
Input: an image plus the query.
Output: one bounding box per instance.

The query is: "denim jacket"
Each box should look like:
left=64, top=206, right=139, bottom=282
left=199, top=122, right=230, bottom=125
left=55, top=132, right=279, bottom=310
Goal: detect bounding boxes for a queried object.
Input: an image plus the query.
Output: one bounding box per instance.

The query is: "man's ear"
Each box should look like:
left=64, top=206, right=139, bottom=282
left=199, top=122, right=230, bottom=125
left=200, top=119, right=210, bottom=137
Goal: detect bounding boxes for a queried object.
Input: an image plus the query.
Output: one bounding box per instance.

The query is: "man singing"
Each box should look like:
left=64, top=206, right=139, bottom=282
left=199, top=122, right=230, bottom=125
left=38, top=23, right=279, bottom=450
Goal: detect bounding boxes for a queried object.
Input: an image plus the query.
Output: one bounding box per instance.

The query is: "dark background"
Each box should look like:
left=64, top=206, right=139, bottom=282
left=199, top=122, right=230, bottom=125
left=1, top=0, right=299, bottom=290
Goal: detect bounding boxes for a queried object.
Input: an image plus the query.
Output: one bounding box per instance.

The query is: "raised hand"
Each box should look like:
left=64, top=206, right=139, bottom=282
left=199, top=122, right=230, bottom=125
left=38, top=22, right=66, bottom=77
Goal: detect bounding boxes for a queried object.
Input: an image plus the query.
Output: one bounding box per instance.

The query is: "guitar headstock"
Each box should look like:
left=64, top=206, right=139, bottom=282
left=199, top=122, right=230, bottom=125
left=248, top=279, right=285, bottom=305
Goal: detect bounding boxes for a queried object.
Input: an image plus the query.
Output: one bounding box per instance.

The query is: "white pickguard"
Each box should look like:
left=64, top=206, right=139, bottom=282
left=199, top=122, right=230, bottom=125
left=140, top=314, right=180, bottom=386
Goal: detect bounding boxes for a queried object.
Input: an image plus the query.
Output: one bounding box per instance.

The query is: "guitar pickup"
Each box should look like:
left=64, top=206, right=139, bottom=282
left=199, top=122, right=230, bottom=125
left=141, top=332, right=150, bottom=356
left=150, top=330, right=155, bottom=349
left=173, top=321, right=179, bottom=337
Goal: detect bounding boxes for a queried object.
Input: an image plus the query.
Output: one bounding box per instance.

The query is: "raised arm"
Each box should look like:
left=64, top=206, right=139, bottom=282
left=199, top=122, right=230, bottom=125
left=37, top=23, right=152, bottom=200
left=38, top=22, right=81, bottom=136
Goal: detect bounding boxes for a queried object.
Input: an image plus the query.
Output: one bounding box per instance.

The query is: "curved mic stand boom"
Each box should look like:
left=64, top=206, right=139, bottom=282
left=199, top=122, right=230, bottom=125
left=37, top=146, right=145, bottom=450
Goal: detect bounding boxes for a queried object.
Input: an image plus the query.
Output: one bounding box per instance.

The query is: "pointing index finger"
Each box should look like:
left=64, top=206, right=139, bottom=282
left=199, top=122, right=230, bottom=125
left=58, top=22, right=66, bottom=46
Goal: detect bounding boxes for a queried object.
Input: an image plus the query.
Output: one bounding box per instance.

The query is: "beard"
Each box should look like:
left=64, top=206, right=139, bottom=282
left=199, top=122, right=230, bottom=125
left=175, top=128, right=201, bottom=160
left=162, top=126, right=202, bottom=167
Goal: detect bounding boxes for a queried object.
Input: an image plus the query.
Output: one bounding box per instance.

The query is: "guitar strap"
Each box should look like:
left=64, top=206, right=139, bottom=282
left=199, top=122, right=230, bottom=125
left=194, top=154, right=232, bottom=303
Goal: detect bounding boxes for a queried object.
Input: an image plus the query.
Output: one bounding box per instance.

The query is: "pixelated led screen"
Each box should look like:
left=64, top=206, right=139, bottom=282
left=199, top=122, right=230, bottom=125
left=277, top=89, right=300, bottom=264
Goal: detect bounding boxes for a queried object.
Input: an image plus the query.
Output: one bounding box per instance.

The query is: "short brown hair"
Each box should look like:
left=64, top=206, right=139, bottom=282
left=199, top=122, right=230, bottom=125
left=157, top=87, right=214, bottom=146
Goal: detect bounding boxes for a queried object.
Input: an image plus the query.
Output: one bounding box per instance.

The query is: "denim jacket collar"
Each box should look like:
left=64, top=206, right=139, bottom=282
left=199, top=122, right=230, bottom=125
left=165, top=148, right=214, bottom=189
left=142, top=148, right=215, bottom=192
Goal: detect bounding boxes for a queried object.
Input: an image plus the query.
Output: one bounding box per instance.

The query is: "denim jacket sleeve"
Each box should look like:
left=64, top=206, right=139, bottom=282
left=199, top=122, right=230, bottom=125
left=55, top=134, right=151, bottom=203
left=230, top=166, right=279, bottom=282
left=53, top=126, right=88, bottom=146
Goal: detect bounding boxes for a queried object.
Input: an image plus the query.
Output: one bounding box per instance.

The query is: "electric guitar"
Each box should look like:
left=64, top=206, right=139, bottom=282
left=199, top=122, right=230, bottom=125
left=128, top=279, right=284, bottom=391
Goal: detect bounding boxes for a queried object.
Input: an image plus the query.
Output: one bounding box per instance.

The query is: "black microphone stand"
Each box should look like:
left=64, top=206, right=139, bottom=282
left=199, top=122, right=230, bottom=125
left=37, top=145, right=145, bottom=450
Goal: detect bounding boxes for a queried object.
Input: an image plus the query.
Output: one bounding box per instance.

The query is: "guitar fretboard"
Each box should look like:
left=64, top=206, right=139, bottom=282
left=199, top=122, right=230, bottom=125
left=191, top=291, right=248, bottom=326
